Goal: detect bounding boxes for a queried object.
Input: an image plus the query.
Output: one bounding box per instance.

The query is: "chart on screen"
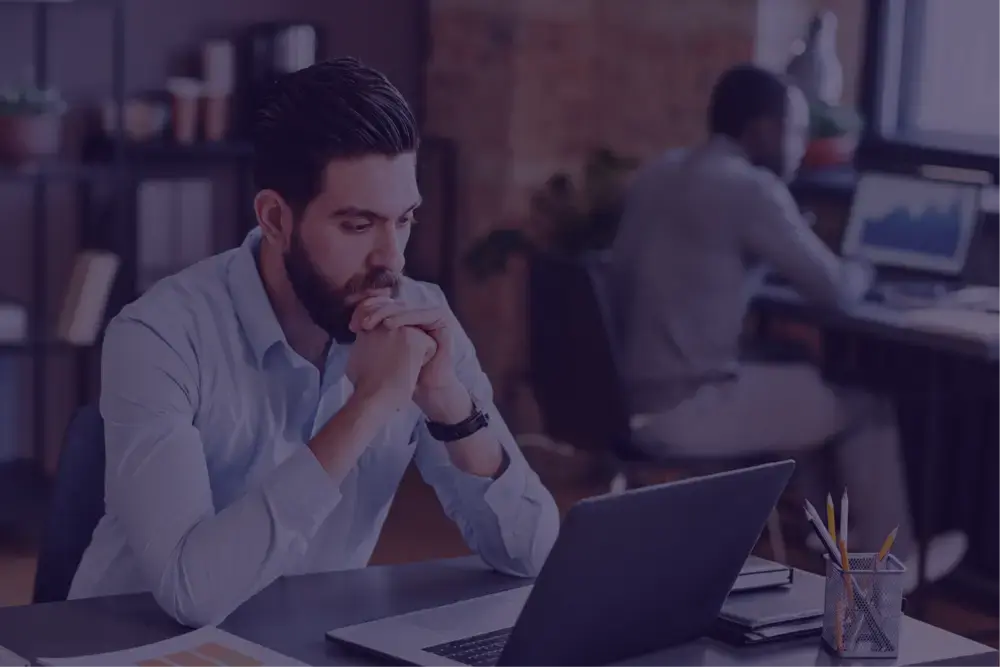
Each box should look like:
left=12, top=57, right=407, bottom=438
left=36, top=627, right=306, bottom=667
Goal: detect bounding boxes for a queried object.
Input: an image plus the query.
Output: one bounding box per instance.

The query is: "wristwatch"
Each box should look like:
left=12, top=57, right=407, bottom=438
left=426, top=398, right=490, bottom=442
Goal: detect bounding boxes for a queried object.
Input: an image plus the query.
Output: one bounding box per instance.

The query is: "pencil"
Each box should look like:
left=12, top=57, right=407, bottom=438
left=826, top=493, right=837, bottom=544
left=840, top=489, right=849, bottom=553
left=878, top=527, right=899, bottom=562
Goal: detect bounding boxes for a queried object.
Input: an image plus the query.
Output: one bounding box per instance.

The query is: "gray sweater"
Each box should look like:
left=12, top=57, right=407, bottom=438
left=609, top=136, right=869, bottom=414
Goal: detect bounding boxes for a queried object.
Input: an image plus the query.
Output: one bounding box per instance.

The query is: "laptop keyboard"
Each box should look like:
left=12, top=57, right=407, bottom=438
left=423, top=627, right=512, bottom=666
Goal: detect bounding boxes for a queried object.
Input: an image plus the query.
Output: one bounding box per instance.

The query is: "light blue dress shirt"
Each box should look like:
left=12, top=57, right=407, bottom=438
left=68, top=229, right=560, bottom=627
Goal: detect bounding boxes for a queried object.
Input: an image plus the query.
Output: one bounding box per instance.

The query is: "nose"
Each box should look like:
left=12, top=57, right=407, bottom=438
left=372, top=225, right=405, bottom=274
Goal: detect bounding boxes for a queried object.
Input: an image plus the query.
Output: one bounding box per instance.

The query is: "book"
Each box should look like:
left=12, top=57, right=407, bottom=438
left=720, top=568, right=825, bottom=630
left=57, top=251, right=120, bottom=345
left=0, top=644, right=27, bottom=667
left=37, top=626, right=304, bottom=666
left=713, top=614, right=823, bottom=646
left=731, top=555, right=793, bottom=593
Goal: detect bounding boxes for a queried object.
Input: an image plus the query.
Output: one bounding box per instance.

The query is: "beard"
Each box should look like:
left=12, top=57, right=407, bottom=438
left=284, top=227, right=401, bottom=344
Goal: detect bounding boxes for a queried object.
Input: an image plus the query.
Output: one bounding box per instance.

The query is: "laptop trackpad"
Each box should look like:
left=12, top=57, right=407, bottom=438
left=405, top=586, right=533, bottom=639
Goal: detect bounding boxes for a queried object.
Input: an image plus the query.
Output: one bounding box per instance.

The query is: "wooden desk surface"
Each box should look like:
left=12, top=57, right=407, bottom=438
left=0, top=558, right=994, bottom=666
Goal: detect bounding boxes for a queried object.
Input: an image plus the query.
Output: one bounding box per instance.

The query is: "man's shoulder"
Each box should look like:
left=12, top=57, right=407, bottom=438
left=109, top=250, right=237, bottom=342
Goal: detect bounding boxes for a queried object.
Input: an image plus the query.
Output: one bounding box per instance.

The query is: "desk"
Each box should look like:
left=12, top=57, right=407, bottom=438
left=752, top=285, right=999, bottom=598
left=752, top=285, right=999, bottom=361
left=0, top=558, right=995, bottom=666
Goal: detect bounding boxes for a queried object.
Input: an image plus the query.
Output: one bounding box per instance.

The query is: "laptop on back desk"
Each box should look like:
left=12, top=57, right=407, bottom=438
left=327, top=459, right=795, bottom=666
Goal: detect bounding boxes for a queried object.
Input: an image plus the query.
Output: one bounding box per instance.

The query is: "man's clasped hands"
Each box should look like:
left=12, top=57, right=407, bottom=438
left=344, top=290, right=471, bottom=423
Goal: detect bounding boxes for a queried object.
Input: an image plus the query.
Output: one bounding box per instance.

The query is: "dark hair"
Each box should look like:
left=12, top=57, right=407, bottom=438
left=253, top=57, right=419, bottom=215
left=708, top=64, right=790, bottom=139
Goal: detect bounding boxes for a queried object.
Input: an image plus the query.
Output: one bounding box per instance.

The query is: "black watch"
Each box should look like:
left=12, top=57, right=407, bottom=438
left=426, top=399, right=490, bottom=442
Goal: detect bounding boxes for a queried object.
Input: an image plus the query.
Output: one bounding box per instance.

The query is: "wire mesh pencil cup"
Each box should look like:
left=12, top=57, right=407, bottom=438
left=822, top=553, right=905, bottom=658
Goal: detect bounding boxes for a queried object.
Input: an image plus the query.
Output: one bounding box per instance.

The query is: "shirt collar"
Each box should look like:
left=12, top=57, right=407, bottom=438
left=705, top=133, right=751, bottom=162
left=227, top=228, right=286, bottom=368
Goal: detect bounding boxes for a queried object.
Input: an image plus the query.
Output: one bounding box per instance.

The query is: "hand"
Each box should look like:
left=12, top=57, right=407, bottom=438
left=345, top=325, right=437, bottom=412
left=350, top=296, right=471, bottom=422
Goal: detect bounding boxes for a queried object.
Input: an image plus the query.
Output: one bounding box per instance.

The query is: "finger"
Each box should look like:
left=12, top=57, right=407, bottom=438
left=359, top=302, right=410, bottom=331
left=383, top=308, right=448, bottom=331
left=348, top=296, right=396, bottom=332
left=345, top=289, right=389, bottom=308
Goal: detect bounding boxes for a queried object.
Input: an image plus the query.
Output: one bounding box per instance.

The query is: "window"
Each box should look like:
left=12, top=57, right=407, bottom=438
left=864, top=0, right=999, bottom=160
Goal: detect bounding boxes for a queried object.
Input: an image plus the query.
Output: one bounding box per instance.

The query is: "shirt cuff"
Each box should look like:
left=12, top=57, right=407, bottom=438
left=261, top=446, right=343, bottom=542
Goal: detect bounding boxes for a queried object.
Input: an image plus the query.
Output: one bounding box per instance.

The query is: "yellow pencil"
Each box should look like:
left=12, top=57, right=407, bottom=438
left=878, top=527, right=899, bottom=562
left=839, top=538, right=854, bottom=603
left=826, top=493, right=837, bottom=544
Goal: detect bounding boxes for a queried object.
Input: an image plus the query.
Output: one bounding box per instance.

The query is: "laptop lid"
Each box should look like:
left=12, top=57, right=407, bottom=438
left=497, top=459, right=795, bottom=666
left=841, top=171, right=981, bottom=276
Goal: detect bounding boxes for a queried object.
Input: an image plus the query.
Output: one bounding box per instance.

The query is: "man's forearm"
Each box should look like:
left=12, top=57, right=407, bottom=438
left=419, top=378, right=504, bottom=478
left=308, top=387, right=397, bottom=482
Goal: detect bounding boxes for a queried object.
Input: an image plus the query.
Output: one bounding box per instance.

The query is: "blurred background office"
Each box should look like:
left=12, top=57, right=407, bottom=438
left=0, top=0, right=996, bottom=650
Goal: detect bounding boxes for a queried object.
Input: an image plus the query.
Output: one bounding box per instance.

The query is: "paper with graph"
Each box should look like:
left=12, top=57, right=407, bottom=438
left=36, top=627, right=306, bottom=666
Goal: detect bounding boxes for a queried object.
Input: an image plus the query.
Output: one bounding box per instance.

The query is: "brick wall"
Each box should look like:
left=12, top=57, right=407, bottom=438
left=425, top=0, right=864, bottom=431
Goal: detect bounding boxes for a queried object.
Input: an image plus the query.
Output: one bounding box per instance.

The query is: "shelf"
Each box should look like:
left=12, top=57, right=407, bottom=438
left=0, top=158, right=112, bottom=181
left=84, top=137, right=254, bottom=164
left=0, top=0, right=119, bottom=7
left=0, top=339, right=92, bottom=354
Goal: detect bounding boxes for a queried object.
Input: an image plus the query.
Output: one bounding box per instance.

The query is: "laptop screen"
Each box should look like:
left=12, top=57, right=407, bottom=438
left=841, top=172, right=981, bottom=275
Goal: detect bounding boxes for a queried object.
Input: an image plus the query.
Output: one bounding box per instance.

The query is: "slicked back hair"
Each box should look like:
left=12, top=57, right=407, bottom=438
left=253, top=57, right=420, bottom=216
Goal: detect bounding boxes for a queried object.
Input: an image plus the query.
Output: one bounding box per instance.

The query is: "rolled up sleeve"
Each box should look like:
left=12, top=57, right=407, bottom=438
left=412, top=288, right=560, bottom=577
left=740, top=171, right=870, bottom=310
left=101, top=316, right=343, bottom=627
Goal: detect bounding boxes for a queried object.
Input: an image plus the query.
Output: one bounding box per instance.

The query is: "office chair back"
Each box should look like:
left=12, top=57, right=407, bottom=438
left=33, top=405, right=106, bottom=604
left=527, top=252, right=633, bottom=457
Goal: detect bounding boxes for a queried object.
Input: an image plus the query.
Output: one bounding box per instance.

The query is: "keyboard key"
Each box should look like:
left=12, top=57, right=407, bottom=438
left=423, top=628, right=512, bottom=666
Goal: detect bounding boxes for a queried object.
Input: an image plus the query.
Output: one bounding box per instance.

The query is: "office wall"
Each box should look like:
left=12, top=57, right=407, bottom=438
left=0, top=0, right=425, bottom=466
left=425, top=0, right=866, bottom=429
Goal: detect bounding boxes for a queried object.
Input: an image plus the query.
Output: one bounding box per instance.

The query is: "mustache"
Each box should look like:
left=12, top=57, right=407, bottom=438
left=344, top=268, right=400, bottom=296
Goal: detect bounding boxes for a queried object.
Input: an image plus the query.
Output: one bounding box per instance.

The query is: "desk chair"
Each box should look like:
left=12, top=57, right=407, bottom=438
left=32, top=405, right=105, bottom=604
left=526, top=253, right=787, bottom=561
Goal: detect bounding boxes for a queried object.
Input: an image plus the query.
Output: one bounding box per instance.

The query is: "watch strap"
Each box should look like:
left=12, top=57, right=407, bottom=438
left=426, top=402, right=490, bottom=442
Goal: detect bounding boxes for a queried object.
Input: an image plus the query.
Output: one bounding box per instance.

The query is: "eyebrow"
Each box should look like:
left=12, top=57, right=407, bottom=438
left=330, top=198, right=422, bottom=222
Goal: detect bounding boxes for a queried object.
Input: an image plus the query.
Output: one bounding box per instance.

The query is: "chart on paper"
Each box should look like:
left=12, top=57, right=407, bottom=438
left=37, top=627, right=306, bottom=667
left=133, top=641, right=262, bottom=666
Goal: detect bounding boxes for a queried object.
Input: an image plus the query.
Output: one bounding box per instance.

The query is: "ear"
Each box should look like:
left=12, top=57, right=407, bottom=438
left=253, top=189, right=293, bottom=250
left=743, top=117, right=778, bottom=154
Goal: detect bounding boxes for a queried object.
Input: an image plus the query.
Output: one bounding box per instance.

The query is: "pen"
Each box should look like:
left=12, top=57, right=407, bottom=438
left=839, top=489, right=853, bottom=602
left=803, top=502, right=839, bottom=561
left=804, top=505, right=846, bottom=652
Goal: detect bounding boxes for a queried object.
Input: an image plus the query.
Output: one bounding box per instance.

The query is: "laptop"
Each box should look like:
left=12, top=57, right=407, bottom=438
left=840, top=171, right=982, bottom=304
left=327, top=459, right=795, bottom=666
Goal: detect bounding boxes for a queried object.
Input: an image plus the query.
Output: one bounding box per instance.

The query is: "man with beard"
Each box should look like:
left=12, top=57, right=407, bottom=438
left=69, top=58, right=560, bottom=626
left=608, top=64, right=966, bottom=591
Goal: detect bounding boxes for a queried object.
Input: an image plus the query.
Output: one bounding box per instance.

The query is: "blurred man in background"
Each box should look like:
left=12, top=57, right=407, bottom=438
left=610, top=63, right=966, bottom=591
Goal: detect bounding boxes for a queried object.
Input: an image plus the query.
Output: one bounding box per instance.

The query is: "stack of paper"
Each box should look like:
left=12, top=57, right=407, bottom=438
left=37, top=627, right=305, bottom=666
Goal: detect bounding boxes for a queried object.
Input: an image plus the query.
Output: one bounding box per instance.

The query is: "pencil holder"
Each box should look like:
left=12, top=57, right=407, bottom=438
left=821, top=553, right=905, bottom=658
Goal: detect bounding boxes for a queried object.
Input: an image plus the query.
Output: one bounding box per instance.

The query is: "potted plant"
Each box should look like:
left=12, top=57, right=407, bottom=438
left=802, top=100, right=864, bottom=169
left=0, top=85, right=67, bottom=163
left=464, top=147, right=638, bottom=281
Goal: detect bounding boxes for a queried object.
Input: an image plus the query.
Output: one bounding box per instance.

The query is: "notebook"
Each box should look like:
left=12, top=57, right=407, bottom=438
left=720, top=568, right=825, bottom=630
left=731, top=555, right=792, bottom=592
left=713, top=615, right=823, bottom=646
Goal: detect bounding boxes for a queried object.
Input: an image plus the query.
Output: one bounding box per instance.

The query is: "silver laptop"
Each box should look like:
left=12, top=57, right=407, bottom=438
left=327, top=459, right=794, bottom=666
